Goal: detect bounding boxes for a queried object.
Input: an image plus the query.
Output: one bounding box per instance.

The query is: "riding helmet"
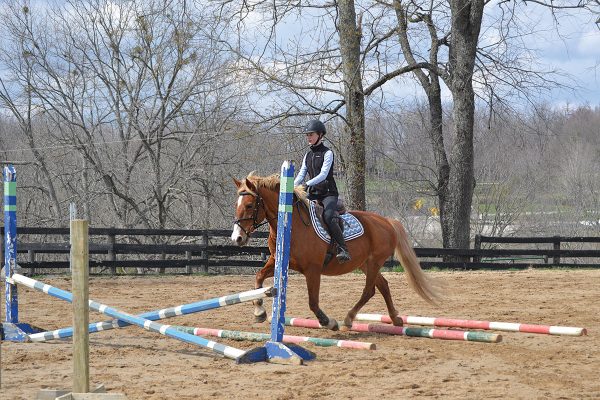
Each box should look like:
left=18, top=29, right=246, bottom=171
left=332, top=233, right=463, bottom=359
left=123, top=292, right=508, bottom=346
left=303, top=119, right=326, bottom=135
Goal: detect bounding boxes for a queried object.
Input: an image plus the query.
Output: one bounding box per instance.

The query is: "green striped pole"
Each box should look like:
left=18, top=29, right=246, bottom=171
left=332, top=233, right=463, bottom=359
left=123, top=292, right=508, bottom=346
left=285, top=317, right=502, bottom=343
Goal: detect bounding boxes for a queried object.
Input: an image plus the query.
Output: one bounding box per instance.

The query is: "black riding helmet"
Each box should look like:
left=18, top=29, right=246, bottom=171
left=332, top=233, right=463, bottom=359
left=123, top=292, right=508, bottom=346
left=303, top=119, right=326, bottom=135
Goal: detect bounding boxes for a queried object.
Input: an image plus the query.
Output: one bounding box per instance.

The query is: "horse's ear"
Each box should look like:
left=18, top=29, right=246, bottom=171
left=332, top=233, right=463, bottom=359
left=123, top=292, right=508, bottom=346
left=233, top=177, right=242, bottom=188
left=244, top=178, right=256, bottom=192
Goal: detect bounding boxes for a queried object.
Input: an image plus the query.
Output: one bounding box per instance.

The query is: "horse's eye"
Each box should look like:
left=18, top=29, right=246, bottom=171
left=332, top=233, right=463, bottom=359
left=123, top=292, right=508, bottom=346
left=245, top=204, right=253, bottom=209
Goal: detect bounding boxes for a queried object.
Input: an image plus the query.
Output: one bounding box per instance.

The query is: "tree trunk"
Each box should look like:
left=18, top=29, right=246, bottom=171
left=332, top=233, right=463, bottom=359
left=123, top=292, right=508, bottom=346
left=443, top=0, right=485, bottom=249
left=337, top=0, right=366, bottom=210
left=426, top=87, right=452, bottom=248
left=440, top=97, right=475, bottom=249
left=393, top=0, right=450, bottom=246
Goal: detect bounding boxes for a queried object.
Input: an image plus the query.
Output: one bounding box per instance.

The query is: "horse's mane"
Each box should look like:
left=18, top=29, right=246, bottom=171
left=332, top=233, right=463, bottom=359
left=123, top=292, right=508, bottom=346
left=244, top=171, right=308, bottom=205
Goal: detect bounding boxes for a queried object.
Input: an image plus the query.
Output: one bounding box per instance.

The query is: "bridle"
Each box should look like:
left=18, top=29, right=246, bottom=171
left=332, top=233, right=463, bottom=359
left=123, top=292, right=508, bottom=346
left=234, top=189, right=310, bottom=236
left=233, top=191, right=271, bottom=237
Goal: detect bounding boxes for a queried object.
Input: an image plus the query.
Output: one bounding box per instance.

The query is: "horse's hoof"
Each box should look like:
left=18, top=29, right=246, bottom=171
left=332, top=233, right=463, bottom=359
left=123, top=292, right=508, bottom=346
left=328, top=319, right=339, bottom=331
left=343, top=316, right=354, bottom=327
left=391, top=316, right=404, bottom=327
left=254, top=313, right=267, bottom=323
left=339, top=325, right=351, bottom=332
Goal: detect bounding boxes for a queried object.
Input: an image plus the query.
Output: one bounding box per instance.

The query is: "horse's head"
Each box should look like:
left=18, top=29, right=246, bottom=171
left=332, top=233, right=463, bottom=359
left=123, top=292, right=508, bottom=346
left=230, top=177, right=268, bottom=246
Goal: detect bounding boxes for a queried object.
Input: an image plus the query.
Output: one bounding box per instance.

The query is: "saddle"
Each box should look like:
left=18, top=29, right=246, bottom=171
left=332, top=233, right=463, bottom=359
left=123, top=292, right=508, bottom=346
left=309, top=199, right=366, bottom=267
left=312, top=198, right=347, bottom=229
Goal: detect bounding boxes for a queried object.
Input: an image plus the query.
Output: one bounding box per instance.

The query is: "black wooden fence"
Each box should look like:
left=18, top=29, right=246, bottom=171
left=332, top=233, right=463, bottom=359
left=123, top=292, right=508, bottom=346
left=1, top=227, right=271, bottom=275
left=1, top=227, right=599, bottom=275
left=417, top=234, right=600, bottom=269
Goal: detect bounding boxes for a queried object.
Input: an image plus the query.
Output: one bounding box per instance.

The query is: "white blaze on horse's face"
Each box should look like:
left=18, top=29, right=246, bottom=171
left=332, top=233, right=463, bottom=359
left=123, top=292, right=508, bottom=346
left=230, top=222, right=246, bottom=245
left=231, top=193, right=250, bottom=246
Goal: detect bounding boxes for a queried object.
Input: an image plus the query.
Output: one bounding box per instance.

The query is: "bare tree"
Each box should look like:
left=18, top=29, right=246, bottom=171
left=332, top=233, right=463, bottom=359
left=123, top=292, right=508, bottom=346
left=391, top=0, right=598, bottom=250
left=210, top=1, right=430, bottom=209
left=338, top=0, right=367, bottom=209
left=0, top=3, right=62, bottom=221
left=0, top=0, right=246, bottom=229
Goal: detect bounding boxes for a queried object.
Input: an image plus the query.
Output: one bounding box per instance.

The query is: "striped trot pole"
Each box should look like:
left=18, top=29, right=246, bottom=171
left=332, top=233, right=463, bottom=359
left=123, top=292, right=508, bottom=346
left=355, top=313, right=587, bottom=336
left=28, top=286, right=275, bottom=342
left=285, top=317, right=502, bottom=343
left=173, top=326, right=376, bottom=350
left=12, top=274, right=257, bottom=362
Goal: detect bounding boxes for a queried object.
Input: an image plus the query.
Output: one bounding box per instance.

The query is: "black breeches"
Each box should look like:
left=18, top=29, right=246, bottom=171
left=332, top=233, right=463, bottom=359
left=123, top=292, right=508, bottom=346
left=320, top=195, right=338, bottom=227
left=308, top=194, right=346, bottom=247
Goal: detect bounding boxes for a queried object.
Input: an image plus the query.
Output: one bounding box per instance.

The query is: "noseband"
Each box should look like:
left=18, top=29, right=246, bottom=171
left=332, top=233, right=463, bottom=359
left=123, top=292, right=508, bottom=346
left=234, top=191, right=270, bottom=237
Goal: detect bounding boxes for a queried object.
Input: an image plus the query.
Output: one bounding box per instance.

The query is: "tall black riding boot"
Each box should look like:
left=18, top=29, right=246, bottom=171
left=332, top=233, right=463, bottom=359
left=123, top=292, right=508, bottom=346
left=328, top=217, right=351, bottom=263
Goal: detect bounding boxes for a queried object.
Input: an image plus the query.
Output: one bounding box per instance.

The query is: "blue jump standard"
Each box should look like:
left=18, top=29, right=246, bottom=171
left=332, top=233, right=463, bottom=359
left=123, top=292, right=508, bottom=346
left=2, top=165, right=41, bottom=341
left=247, top=160, right=315, bottom=364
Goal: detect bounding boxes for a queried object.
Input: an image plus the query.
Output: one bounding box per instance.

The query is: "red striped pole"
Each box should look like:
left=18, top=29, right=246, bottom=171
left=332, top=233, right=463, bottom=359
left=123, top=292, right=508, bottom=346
left=285, top=317, right=502, bottom=343
left=355, top=314, right=587, bottom=336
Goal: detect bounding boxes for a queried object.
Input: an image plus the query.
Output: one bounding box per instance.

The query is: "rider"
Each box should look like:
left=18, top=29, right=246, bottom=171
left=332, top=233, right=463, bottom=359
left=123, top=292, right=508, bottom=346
left=294, top=119, right=351, bottom=263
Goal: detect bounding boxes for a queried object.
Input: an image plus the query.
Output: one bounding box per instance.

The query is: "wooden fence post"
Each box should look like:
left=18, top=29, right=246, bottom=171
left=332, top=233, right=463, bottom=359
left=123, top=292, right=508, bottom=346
left=201, top=232, right=209, bottom=274
left=553, top=236, right=561, bottom=265
left=159, top=250, right=166, bottom=274
left=28, top=250, right=35, bottom=276
left=473, top=234, right=482, bottom=263
left=71, top=219, right=89, bottom=393
left=185, top=250, right=192, bottom=274
left=107, top=231, right=116, bottom=275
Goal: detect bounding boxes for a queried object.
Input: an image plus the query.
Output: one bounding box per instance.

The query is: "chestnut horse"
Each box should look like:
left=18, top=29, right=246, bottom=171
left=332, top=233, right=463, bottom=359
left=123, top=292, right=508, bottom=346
left=231, top=173, right=440, bottom=330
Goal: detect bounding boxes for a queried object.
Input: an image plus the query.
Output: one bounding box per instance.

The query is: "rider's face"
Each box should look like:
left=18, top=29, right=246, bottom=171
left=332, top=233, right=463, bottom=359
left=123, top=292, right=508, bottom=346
left=306, top=132, right=321, bottom=145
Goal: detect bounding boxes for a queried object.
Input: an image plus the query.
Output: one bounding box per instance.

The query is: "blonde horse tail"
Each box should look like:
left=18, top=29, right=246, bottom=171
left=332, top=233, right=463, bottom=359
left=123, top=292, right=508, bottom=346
left=389, top=218, right=441, bottom=305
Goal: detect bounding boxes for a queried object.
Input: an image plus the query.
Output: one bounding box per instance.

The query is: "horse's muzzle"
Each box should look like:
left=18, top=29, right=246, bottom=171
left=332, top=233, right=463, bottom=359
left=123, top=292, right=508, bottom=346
left=233, top=235, right=248, bottom=246
left=230, top=225, right=249, bottom=246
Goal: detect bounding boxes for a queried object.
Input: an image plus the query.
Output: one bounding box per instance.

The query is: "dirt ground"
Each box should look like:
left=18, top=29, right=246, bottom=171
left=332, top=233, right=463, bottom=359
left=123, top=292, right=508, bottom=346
left=1, top=269, right=599, bottom=400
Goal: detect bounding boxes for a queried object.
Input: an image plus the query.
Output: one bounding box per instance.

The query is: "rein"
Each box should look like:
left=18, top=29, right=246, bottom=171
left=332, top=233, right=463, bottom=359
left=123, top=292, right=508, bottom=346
left=296, top=199, right=311, bottom=227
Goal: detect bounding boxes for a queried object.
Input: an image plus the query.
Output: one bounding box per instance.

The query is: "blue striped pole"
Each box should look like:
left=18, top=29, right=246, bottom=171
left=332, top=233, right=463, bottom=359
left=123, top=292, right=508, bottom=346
left=28, top=286, right=275, bottom=342
left=4, top=165, right=18, bottom=323
left=259, top=160, right=315, bottom=364
left=11, top=273, right=265, bottom=362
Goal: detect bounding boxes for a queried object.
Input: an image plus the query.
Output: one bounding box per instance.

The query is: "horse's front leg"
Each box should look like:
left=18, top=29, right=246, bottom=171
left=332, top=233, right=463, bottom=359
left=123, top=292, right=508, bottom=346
left=304, top=268, right=338, bottom=331
left=253, top=255, right=275, bottom=322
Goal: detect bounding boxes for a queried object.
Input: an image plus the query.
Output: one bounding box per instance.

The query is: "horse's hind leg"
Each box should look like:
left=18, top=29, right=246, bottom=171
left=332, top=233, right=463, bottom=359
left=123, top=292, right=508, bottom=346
left=343, top=262, right=379, bottom=327
left=305, top=269, right=339, bottom=331
left=253, top=255, right=275, bottom=322
left=374, top=273, right=403, bottom=326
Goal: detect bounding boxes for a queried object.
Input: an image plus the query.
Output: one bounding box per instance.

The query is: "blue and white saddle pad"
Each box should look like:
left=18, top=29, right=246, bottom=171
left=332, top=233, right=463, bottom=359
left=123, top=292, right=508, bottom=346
left=308, top=201, right=364, bottom=244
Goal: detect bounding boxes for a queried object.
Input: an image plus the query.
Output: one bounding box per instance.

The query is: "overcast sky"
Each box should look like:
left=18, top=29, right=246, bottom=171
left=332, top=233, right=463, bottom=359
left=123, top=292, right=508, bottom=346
left=518, top=6, right=600, bottom=107
left=238, top=1, right=600, bottom=110
left=392, top=3, right=600, bottom=109
left=20, top=0, right=600, bottom=109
